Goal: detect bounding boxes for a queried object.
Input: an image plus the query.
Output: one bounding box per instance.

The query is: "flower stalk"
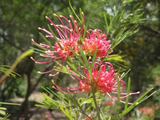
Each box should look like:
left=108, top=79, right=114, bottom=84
left=88, top=68, right=101, bottom=120
left=92, top=87, right=101, bottom=120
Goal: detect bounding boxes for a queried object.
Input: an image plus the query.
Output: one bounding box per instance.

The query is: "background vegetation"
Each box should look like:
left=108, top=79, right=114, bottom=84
left=0, top=0, right=160, bottom=119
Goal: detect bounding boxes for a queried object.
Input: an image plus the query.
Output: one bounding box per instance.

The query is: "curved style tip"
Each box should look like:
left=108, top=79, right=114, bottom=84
left=45, top=16, right=49, bottom=19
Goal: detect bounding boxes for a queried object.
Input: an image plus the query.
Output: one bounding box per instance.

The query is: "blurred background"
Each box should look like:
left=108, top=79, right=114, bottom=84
left=0, top=0, right=160, bottom=120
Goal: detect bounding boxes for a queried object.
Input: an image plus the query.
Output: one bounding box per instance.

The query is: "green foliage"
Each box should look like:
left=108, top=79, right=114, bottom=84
left=0, top=65, right=19, bottom=79
left=0, top=49, right=34, bottom=84
left=3, top=77, right=26, bottom=98
left=0, top=106, right=10, bottom=120
left=36, top=85, right=155, bottom=120
left=103, top=2, right=144, bottom=49
left=0, top=102, right=20, bottom=120
left=103, top=54, right=128, bottom=71
left=114, top=0, right=160, bottom=91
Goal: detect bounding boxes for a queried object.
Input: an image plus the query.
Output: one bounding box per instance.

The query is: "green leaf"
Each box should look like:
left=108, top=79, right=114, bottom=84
left=59, top=104, right=72, bottom=120
left=91, top=47, right=97, bottom=68
left=69, top=0, right=81, bottom=23
left=0, top=110, right=6, bottom=116
left=68, top=47, right=84, bottom=65
left=103, top=54, right=125, bottom=63
left=120, top=87, right=155, bottom=118
left=0, top=102, right=20, bottom=106
left=124, top=77, right=131, bottom=110
left=66, top=60, right=77, bottom=72
left=39, top=32, right=54, bottom=50
left=53, top=61, right=68, bottom=74
left=79, top=47, right=89, bottom=67
left=78, top=98, right=93, bottom=106
left=121, top=69, right=131, bottom=79
left=116, top=75, right=121, bottom=114
left=47, top=24, right=63, bottom=50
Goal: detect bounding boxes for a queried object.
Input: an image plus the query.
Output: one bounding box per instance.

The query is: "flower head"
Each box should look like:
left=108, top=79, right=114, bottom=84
left=156, top=76, right=160, bottom=85
left=52, top=61, right=139, bottom=103
left=83, top=29, right=112, bottom=57
left=44, top=114, right=51, bottom=120
left=76, top=62, right=134, bottom=102
left=152, top=105, right=158, bottom=110
left=78, top=62, right=120, bottom=94
left=31, top=13, right=85, bottom=76
left=84, top=116, right=92, bottom=120
left=140, top=107, right=154, bottom=117
left=107, top=101, right=114, bottom=106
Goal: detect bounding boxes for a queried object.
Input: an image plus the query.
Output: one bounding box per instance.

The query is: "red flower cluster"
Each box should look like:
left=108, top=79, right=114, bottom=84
left=77, top=62, right=123, bottom=94
left=84, top=116, right=92, bottom=120
left=31, top=13, right=85, bottom=76
left=107, top=101, right=114, bottom=106
left=152, top=106, right=158, bottom=110
left=140, top=106, right=158, bottom=117
left=31, top=13, right=112, bottom=76
left=156, top=77, right=160, bottom=85
left=52, top=61, right=139, bottom=102
left=140, top=107, right=154, bottom=117
left=84, top=29, right=112, bottom=57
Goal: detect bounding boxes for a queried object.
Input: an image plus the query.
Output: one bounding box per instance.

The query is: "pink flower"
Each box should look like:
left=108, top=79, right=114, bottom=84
left=152, top=106, right=158, bottom=110
left=107, top=101, right=113, bottom=106
left=44, top=114, right=51, bottom=120
left=31, top=13, right=85, bottom=76
left=84, top=116, right=92, bottom=120
left=52, top=61, right=139, bottom=103
left=156, top=77, right=160, bottom=84
left=140, top=107, right=154, bottom=117
left=78, top=62, right=120, bottom=94
left=83, top=29, right=112, bottom=57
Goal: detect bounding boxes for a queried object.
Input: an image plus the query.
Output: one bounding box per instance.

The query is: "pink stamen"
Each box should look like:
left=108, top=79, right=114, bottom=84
left=52, top=80, right=79, bottom=93
left=31, top=57, right=56, bottom=64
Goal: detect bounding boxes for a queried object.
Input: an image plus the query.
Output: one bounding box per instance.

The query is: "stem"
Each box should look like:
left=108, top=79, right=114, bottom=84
left=92, top=90, right=101, bottom=120
left=72, top=95, right=91, bottom=119
left=116, top=76, right=121, bottom=114
left=88, top=69, right=101, bottom=120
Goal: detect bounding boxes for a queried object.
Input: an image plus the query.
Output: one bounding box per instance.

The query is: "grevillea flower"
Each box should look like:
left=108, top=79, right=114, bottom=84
left=83, top=29, right=112, bottom=57
left=44, top=114, right=51, bottom=120
left=152, top=106, right=158, bottom=110
left=77, top=62, right=120, bottom=94
left=84, top=116, right=92, bottom=120
left=156, top=76, right=160, bottom=85
left=31, top=13, right=85, bottom=76
left=52, top=61, right=139, bottom=103
left=140, top=107, right=154, bottom=117
left=107, top=101, right=113, bottom=106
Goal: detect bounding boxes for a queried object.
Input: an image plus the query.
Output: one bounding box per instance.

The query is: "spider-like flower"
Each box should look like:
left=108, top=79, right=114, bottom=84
left=83, top=29, right=112, bottom=57
left=77, top=62, right=124, bottom=95
left=31, top=13, right=85, bottom=76
left=52, top=61, right=139, bottom=102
